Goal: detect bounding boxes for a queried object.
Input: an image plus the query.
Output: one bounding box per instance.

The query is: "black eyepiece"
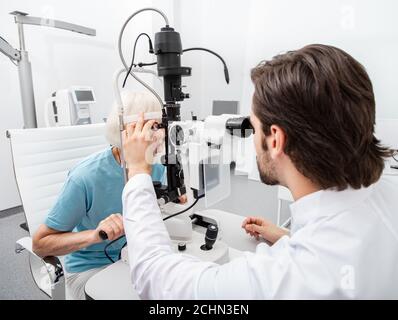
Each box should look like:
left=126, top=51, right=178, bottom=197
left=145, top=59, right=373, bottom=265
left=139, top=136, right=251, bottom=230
left=225, top=116, right=254, bottom=138
left=201, top=224, right=218, bottom=251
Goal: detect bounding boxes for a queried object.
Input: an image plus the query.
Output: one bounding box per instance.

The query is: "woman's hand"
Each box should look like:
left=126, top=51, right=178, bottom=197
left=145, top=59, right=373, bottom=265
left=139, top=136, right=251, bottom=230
left=242, top=216, right=289, bottom=244
left=94, top=213, right=125, bottom=242
left=178, top=194, right=188, bottom=204
left=122, top=113, right=159, bottom=179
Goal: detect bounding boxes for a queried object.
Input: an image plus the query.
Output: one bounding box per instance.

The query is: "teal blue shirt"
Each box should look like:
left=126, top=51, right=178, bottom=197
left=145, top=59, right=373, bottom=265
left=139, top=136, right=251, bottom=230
left=45, top=147, right=165, bottom=273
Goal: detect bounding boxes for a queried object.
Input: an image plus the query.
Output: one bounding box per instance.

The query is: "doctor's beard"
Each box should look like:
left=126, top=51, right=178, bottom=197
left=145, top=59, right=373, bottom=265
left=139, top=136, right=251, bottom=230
left=256, top=149, right=279, bottom=186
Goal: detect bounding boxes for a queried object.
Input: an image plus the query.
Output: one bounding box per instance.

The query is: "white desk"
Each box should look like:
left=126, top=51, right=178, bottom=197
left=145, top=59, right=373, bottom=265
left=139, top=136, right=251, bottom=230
left=85, top=259, right=137, bottom=300
left=85, top=209, right=260, bottom=300
left=85, top=174, right=398, bottom=299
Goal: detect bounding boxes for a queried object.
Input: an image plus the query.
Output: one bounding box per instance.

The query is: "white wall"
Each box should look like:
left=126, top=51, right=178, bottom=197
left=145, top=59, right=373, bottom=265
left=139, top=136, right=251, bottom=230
left=172, top=0, right=398, bottom=219
left=175, top=0, right=398, bottom=120
left=2, top=0, right=397, bottom=212
left=170, top=0, right=252, bottom=120
left=0, top=0, right=171, bottom=210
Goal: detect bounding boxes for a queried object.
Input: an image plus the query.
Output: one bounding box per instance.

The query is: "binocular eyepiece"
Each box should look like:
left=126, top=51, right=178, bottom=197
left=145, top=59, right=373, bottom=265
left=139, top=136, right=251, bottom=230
left=152, top=116, right=254, bottom=138
left=225, top=116, right=254, bottom=138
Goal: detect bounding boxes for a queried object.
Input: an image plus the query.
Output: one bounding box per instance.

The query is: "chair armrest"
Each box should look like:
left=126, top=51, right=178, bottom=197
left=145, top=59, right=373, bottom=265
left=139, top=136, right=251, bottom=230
left=16, top=237, right=64, bottom=285
left=19, top=222, right=29, bottom=232
left=16, top=236, right=37, bottom=255
left=281, top=217, right=292, bottom=230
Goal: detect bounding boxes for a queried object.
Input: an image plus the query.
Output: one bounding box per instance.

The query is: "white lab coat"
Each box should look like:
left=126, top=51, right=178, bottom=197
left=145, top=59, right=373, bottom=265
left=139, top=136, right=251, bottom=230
left=122, top=174, right=398, bottom=299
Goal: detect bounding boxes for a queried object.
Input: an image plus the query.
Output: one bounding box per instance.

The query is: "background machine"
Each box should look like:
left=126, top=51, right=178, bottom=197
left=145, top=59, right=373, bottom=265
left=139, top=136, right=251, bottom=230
left=0, top=11, right=96, bottom=128
left=44, top=86, right=96, bottom=127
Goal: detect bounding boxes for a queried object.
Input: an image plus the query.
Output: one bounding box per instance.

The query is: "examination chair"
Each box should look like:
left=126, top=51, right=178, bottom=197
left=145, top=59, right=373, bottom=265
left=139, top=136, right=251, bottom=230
left=7, top=124, right=108, bottom=299
left=276, top=186, right=293, bottom=228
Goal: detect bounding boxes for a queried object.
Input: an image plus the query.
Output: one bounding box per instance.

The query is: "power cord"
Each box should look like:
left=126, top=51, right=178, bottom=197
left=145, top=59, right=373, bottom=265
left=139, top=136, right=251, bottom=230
left=104, top=198, right=200, bottom=262
left=137, top=61, right=157, bottom=67
left=117, top=9, right=165, bottom=107
left=163, top=198, right=200, bottom=221
left=182, top=47, right=230, bottom=84
left=122, top=32, right=154, bottom=88
left=103, top=235, right=126, bottom=263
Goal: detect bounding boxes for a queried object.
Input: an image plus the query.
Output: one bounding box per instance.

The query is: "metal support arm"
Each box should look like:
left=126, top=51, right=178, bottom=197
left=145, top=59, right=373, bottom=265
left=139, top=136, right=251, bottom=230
left=12, top=12, right=96, bottom=36
left=0, top=37, right=20, bottom=61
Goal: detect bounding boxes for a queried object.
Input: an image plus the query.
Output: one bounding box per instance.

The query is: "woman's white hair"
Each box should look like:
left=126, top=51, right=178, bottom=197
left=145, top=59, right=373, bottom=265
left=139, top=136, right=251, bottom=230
left=105, top=91, right=162, bottom=148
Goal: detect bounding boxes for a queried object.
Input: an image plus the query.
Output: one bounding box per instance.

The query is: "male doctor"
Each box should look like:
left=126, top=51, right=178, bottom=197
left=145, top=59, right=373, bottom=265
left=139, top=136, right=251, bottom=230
left=121, top=44, right=398, bottom=299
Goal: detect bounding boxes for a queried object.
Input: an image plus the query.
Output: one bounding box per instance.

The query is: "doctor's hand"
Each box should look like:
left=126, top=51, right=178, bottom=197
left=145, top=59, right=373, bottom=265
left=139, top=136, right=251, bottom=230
left=94, top=213, right=125, bottom=242
left=177, top=194, right=188, bottom=204
left=242, top=216, right=289, bottom=244
left=122, top=113, right=158, bottom=179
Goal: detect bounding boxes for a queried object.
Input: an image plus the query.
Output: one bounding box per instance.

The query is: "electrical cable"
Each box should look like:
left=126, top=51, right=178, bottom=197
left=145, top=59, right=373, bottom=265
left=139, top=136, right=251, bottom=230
left=182, top=47, right=230, bottom=84
left=137, top=61, right=157, bottom=67
left=122, top=32, right=153, bottom=88
left=118, top=8, right=168, bottom=108
left=104, top=198, right=200, bottom=262
left=163, top=198, right=200, bottom=221
left=103, top=235, right=126, bottom=263
left=116, top=8, right=168, bottom=189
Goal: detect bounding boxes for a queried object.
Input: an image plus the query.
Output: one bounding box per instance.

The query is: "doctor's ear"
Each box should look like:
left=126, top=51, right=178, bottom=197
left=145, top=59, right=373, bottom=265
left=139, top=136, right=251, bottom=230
left=269, top=125, right=286, bottom=157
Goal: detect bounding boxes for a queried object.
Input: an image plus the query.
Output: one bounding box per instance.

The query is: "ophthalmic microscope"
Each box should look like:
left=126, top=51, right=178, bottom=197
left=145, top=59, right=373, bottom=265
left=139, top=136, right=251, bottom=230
left=107, top=7, right=254, bottom=264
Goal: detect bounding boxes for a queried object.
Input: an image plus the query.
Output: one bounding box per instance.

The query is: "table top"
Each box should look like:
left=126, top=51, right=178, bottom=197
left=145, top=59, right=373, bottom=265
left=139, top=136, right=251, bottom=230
left=85, top=209, right=260, bottom=300
left=85, top=174, right=398, bottom=299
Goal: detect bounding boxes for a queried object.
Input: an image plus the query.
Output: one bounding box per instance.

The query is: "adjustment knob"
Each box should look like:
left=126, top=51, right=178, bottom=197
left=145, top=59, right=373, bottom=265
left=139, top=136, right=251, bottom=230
left=178, top=242, right=186, bottom=251
left=201, top=224, right=218, bottom=251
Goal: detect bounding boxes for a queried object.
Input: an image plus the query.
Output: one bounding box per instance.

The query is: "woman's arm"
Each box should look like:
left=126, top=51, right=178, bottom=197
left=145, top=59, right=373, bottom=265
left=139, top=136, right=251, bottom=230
left=32, top=213, right=124, bottom=258
left=32, top=224, right=98, bottom=257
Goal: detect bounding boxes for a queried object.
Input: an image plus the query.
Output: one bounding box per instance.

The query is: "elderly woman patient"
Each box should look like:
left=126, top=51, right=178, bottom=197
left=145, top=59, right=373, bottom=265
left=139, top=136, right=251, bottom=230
left=32, top=91, right=164, bottom=300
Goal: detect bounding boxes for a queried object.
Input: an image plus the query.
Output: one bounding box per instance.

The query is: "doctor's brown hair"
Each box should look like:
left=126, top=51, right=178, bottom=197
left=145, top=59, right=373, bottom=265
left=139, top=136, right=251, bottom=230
left=251, top=44, right=391, bottom=190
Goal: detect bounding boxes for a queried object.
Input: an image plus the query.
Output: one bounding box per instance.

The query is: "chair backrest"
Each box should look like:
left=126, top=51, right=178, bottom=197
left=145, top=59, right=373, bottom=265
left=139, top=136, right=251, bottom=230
left=7, top=124, right=108, bottom=236
left=278, top=185, right=293, bottom=202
